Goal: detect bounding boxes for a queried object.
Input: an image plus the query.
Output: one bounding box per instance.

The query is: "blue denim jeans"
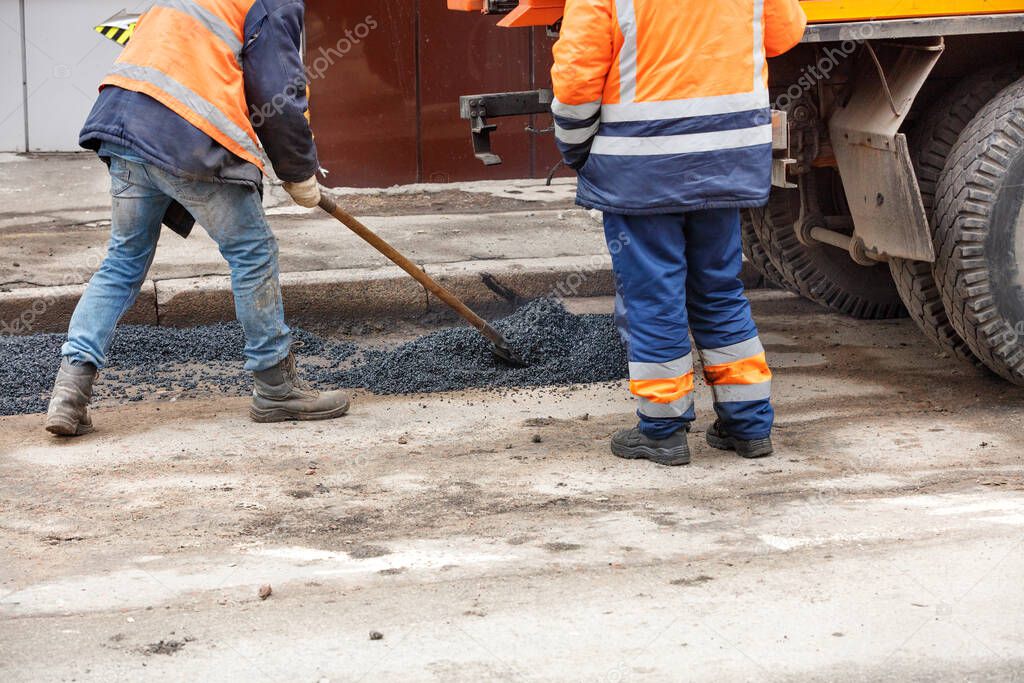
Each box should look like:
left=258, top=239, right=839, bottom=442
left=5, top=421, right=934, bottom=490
left=62, top=156, right=291, bottom=372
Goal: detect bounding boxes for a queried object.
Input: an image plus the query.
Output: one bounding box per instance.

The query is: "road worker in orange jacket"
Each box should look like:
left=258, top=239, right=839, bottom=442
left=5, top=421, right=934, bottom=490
left=46, top=0, right=350, bottom=437
left=552, top=0, right=807, bottom=465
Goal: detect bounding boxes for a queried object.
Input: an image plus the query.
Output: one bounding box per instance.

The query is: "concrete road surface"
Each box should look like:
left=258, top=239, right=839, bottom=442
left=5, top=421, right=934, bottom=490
left=2, top=293, right=1023, bottom=681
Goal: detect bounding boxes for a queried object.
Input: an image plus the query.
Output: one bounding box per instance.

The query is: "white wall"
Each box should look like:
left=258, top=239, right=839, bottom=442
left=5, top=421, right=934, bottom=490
left=0, top=0, right=25, bottom=151
left=24, top=0, right=141, bottom=151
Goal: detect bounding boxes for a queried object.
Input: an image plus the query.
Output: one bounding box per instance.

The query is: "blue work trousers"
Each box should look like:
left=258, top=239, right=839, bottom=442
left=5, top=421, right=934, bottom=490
left=605, top=209, right=774, bottom=440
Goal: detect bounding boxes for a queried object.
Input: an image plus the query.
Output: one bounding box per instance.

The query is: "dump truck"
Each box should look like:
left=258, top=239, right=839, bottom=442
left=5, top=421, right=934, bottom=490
left=448, top=1, right=1024, bottom=385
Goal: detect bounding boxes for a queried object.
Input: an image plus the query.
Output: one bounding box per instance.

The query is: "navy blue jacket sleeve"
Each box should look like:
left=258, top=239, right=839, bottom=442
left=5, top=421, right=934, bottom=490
left=243, top=0, right=319, bottom=182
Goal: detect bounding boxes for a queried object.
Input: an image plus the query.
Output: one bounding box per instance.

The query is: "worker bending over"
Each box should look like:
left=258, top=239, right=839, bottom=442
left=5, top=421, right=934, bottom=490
left=46, top=0, right=349, bottom=436
left=552, top=0, right=807, bottom=465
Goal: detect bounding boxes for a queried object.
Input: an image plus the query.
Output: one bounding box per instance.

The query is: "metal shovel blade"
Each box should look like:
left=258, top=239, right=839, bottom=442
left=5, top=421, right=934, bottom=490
left=491, top=336, right=529, bottom=368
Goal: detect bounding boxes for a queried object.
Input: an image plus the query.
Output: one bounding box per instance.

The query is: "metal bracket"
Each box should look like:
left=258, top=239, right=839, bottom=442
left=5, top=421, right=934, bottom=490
left=771, top=159, right=797, bottom=189
left=771, top=109, right=788, bottom=151
left=484, top=0, right=518, bottom=13
left=459, top=89, right=553, bottom=166
left=828, top=38, right=944, bottom=262
left=769, top=109, right=797, bottom=189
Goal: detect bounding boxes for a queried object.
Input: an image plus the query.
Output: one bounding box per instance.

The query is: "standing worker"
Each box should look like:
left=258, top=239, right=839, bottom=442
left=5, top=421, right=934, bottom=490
left=45, top=0, right=350, bottom=436
left=551, top=0, right=807, bottom=465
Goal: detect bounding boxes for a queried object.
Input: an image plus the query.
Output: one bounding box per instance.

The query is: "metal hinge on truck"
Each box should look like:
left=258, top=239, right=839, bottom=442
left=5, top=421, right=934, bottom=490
left=459, top=89, right=554, bottom=165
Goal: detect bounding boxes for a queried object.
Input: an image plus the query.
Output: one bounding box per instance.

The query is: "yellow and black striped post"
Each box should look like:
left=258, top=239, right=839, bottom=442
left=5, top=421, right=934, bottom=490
left=95, top=23, right=135, bottom=45
left=94, top=12, right=139, bottom=46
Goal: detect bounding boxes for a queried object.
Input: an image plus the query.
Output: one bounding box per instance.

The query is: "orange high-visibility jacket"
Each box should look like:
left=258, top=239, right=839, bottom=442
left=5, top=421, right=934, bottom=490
left=551, top=0, right=807, bottom=214
left=102, top=0, right=265, bottom=170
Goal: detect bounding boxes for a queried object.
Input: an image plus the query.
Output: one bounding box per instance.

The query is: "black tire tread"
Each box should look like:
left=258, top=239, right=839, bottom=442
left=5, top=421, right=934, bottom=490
left=890, top=66, right=1021, bottom=367
left=933, top=75, right=1024, bottom=384
left=890, top=257, right=983, bottom=366
left=741, top=211, right=787, bottom=289
left=750, top=187, right=907, bottom=320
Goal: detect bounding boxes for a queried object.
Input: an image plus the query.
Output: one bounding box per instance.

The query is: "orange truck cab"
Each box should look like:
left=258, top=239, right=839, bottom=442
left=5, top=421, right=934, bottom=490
left=448, top=0, right=1024, bottom=387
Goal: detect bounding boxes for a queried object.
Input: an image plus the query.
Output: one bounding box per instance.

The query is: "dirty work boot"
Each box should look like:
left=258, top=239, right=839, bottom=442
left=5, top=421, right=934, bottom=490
left=706, top=420, right=774, bottom=459
left=45, top=359, right=97, bottom=437
left=610, top=427, right=691, bottom=466
left=250, top=353, right=350, bottom=423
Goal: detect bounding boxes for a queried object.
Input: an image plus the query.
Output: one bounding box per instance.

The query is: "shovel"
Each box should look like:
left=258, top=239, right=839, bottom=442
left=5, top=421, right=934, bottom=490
left=318, top=195, right=528, bottom=368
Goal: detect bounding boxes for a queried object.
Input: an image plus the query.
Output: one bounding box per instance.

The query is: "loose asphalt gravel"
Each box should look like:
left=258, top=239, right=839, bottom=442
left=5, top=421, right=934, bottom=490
left=0, top=323, right=358, bottom=416
left=346, top=298, right=627, bottom=394
left=1, top=299, right=627, bottom=416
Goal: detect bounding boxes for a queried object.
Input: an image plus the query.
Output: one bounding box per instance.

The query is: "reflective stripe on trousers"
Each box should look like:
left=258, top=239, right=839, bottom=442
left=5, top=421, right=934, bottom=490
left=701, top=337, right=773, bottom=404
left=629, top=354, right=696, bottom=419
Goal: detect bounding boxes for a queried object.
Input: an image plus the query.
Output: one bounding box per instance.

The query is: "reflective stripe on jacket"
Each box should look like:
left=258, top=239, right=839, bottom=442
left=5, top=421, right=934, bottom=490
left=101, top=0, right=265, bottom=170
left=551, top=0, right=807, bottom=214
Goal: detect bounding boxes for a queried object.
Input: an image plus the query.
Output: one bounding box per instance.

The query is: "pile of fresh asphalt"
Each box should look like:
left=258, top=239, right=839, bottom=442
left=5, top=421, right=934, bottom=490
left=1, top=298, right=627, bottom=416
left=341, top=298, right=627, bottom=394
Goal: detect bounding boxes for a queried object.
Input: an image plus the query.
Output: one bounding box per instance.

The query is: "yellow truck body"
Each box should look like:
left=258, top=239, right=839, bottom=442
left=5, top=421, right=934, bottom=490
left=449, top=0, right=1024, bottom=27
left=801, top=0, right=1024, bottom=22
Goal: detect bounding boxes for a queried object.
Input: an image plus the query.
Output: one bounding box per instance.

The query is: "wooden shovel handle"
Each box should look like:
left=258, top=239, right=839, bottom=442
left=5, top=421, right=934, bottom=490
left=317, top=195, right=506, bottom=346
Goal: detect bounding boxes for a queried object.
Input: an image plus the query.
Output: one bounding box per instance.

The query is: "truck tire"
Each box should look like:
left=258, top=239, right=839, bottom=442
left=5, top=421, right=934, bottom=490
left=741, top=211, right=786, bottom=289
left=750, top=173, right=907, bottom=319
left=890, top=66, right=1022, bottom=366
left=933, top=75, right=1024, bottom=384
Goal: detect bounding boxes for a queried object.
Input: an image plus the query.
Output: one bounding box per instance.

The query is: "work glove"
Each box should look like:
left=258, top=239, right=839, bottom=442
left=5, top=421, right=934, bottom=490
left=283, top=176, right=321, bottom=208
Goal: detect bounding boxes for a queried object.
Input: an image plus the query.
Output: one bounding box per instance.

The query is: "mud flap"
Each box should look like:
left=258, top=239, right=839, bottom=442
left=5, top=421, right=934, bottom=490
left=829, top=38, right=944, bottom=262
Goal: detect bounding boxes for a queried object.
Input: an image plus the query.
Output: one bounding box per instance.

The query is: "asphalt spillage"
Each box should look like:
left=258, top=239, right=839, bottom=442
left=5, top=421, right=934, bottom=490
left=0, top=323, right=357, bottom=416
left=1, top=299, right=627, bottom=416
left=2, top=333, right=66, bottom=416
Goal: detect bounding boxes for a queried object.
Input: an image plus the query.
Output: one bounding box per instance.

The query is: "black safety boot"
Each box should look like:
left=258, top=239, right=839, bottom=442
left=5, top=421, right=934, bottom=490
left=706, top=420, right=773, bottom=459
left=250, top=353, right=350, bottom=423
left=45, top=359, right=97, bottom=437
left=610, top=427, right=691, bottom=466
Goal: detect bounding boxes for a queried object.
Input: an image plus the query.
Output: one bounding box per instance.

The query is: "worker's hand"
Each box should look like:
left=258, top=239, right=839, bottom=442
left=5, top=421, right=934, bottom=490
left=283, top=176, right=321, bottom=208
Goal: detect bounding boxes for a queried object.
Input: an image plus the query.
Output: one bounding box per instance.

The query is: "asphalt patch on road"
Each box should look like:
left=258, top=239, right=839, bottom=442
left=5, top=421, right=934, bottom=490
left=1, top=299, right=626, bottom=416
left=142, top=638, right=192, bottom=655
